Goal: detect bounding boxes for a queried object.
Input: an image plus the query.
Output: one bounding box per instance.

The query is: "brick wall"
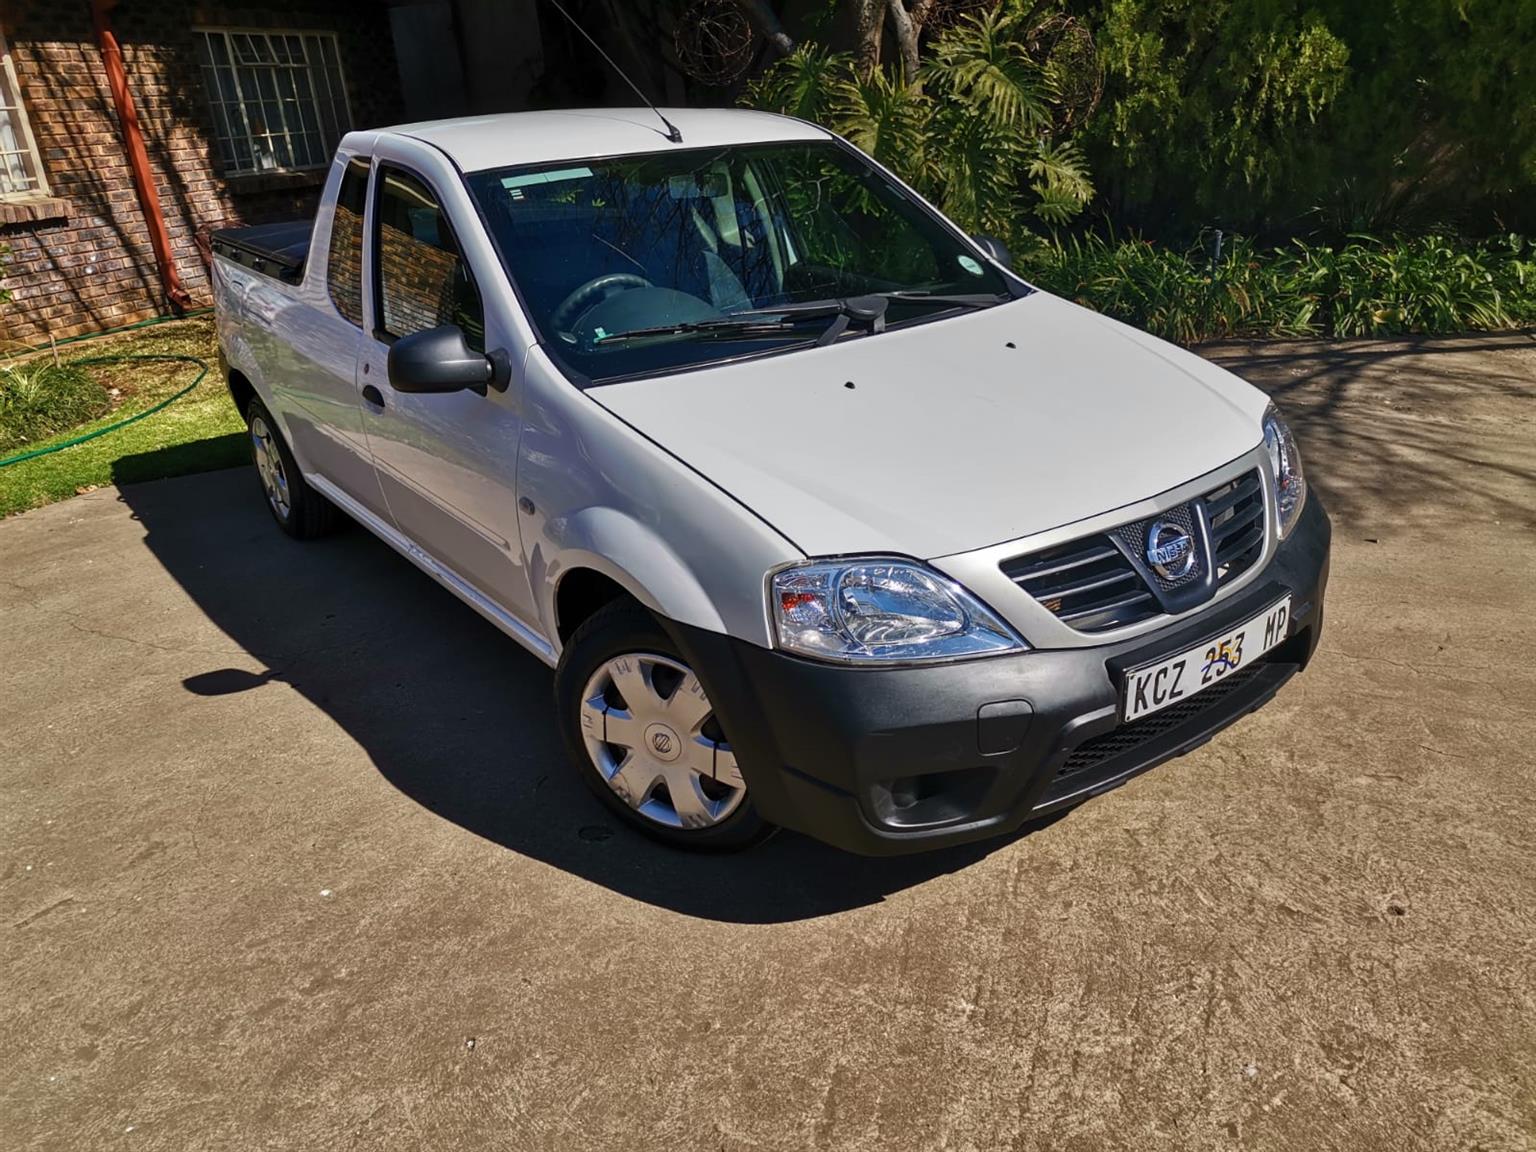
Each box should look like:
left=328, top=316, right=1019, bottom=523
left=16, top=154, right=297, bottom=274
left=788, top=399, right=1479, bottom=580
left=0, top=1, right=402, bottom=343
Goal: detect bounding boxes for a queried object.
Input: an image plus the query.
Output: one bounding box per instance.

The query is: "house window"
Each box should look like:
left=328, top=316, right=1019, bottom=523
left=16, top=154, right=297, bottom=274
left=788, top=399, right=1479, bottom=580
left=195, top=29, right=351, bottom=176
left=0, top=31, right=49, bottom=198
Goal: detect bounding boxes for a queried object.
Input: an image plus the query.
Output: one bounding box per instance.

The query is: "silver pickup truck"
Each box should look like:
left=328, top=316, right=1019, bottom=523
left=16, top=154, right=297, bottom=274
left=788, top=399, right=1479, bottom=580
left=212, top=107, right=1329, bottom=855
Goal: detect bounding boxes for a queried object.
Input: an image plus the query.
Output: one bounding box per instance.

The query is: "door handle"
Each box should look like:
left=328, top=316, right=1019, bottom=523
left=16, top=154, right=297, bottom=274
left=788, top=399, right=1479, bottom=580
left=361, top=384, right=385, bottom=409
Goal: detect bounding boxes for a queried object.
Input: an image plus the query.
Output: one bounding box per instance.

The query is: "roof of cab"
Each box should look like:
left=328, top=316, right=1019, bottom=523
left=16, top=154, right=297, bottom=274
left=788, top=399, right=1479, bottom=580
left=387, top=108, right=830, bottom=174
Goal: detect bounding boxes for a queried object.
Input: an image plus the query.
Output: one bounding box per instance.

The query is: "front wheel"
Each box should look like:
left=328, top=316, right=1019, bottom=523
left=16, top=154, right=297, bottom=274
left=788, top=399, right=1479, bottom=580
left=554, top=600, right=774, bottom=851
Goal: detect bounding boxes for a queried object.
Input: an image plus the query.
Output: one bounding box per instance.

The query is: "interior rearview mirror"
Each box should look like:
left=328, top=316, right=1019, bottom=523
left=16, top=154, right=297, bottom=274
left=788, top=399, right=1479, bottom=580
left=387, top=325, right=492, bottom=394
left=971, top=235, right=1013, bottom=269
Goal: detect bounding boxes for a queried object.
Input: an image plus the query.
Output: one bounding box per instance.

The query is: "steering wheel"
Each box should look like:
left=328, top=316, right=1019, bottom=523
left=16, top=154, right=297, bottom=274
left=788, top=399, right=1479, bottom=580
left=552, top=273, right=652, bottom=335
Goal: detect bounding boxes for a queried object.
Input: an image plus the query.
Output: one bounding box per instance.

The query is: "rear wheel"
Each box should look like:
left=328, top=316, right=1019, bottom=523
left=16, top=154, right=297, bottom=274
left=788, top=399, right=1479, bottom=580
left=247, top=397, right=343, bottom=539
left=555, top=600, right=774, bottom=850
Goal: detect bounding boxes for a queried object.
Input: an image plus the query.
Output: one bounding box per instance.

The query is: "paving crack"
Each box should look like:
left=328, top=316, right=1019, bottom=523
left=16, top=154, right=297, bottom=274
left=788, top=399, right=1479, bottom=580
left=12, top=896, right=76, bottom=929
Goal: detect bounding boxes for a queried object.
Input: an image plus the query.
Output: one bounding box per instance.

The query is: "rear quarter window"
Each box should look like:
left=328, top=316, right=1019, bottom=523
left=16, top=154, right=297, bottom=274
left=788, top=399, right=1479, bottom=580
left=327, top=158, right=369, bottom=327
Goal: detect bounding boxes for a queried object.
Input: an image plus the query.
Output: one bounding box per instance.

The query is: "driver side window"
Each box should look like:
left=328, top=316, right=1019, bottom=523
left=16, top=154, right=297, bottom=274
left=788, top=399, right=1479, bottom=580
left=373, top=167, right=485, bottom=351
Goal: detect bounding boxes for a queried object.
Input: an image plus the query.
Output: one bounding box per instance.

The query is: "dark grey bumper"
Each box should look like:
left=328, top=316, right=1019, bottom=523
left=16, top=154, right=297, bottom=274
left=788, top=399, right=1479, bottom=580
left=668, top=495, right=1332, bottom=855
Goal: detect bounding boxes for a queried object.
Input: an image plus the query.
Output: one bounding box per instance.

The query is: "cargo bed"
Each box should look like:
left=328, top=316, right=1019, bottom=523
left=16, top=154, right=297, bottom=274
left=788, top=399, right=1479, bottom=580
left=210, top=220, right=313, bottom=285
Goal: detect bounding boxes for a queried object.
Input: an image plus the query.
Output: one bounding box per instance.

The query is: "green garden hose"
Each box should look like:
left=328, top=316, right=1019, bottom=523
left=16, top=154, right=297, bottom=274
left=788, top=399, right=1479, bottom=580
left=0, top=310, right=215, bottom=470
left=0, top=353, right=211, bottom=469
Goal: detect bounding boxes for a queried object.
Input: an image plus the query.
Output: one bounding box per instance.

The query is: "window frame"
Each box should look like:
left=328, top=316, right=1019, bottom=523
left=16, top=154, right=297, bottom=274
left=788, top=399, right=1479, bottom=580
left=0, top=29, right=50, bottom=200
left=194, top=26, right=352, bottom=178
left=369, top=161, right=486, bottom=350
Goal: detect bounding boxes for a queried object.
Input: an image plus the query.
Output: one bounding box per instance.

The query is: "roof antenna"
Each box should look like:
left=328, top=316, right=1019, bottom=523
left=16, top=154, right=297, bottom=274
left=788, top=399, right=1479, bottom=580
left=542, top=0, right=684, bottom=144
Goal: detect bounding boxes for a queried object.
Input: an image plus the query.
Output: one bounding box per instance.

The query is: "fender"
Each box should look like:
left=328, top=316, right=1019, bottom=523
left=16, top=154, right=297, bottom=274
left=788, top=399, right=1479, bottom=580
left=213, top=264, right=277, bottom=414
left=212, top=259, right=321, bottom=476
left=516, top=345, right=802, bottom=655
left=214, top=264, right=264, bottom=390
left=534, top=506, right=728, bottom=651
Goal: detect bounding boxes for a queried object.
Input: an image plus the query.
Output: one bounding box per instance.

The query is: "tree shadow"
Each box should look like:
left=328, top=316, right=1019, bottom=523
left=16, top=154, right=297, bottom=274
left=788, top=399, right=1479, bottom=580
left=109, top=461, right=1036, bottom=923
left=1204, top=332, right=1536, bottom=539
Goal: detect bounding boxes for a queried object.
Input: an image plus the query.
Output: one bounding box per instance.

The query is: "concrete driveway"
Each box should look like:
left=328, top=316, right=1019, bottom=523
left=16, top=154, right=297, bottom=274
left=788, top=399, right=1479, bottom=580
left=3, top=334, right=1534, bottom=1151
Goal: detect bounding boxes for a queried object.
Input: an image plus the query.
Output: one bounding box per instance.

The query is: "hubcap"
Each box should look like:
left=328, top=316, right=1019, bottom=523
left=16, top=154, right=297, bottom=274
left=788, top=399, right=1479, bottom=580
left=249, top=414, right=291, bottom=520
left=579, top=653, right=745, bottom=830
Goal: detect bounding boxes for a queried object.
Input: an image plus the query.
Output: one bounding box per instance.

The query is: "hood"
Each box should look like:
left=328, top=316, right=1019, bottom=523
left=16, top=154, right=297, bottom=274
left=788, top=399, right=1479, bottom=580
left=590, top=292, right=1268, bottom=560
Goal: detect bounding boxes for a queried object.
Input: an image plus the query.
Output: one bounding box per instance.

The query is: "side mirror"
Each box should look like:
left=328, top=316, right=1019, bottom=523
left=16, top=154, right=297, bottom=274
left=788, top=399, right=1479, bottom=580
left=971, top=235, right=1013, bottom=269
left=387, top=325, right=492, bottom=394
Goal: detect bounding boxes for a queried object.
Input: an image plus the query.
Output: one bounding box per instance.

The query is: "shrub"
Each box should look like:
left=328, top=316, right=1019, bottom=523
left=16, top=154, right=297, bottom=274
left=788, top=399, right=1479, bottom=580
left=1082, top=0, right=1536, bottom=240
left=1022, top=233, right=1536, bottom=344
left=0, top=359, right=110, bottom=454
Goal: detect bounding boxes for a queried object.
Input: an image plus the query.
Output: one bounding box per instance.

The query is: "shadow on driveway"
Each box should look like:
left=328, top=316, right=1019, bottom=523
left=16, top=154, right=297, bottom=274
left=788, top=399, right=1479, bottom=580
left=107, top=333, right=1534, bottom=921
left=1206, top=330, right=1536, bottom=535
left=111, top=462, right=1028, bottom=924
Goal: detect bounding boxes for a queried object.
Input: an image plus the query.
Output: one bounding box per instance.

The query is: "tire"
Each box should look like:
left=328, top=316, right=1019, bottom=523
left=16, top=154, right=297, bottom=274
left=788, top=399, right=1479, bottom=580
left=555, top=599, right=775, bottom=851
left=246, top=396, right=343, bottom=539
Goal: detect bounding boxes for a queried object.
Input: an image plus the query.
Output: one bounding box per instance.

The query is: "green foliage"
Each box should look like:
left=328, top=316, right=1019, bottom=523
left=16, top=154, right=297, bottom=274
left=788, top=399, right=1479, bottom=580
left=0, top=359, right=109, bottom=454
left=1087, top=0, right=1349, bottom=228
left=1023, top=233, right=1536, bottom=344
left=744, top=4, right=1094, bottom=242
left=923, top=6, right=1054, bottom=134
left=746, top=43, right=846, bottom=123
left=831, top=63, right=933, bottom=177
left=1081, top=0, right=1536, bottom=239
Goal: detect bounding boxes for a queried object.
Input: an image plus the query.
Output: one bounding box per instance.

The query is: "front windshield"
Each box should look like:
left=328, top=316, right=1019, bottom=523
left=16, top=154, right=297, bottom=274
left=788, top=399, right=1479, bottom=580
left=464, top=140, right=1016, bottom=384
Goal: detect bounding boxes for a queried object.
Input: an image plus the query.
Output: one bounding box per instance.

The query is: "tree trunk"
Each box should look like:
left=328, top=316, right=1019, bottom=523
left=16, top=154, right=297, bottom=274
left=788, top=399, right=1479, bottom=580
left=886, top=0, right=920, bottom=84
left=855, top=0, right=883, bottom=77
left=733, top=0, right=795, bottom=59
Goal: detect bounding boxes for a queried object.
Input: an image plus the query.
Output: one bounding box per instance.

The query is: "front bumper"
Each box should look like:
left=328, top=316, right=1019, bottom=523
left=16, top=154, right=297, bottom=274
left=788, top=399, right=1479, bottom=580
left=668, top=495, right=1331, bottom=855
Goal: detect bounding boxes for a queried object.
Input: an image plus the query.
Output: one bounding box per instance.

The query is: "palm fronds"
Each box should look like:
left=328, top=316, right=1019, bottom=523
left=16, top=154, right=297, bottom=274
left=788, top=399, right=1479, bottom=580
left=743, top=9, right=1095, bottom=243
left=922, top=5, right=1054, bottom=135
left=743, top=44, right=844, bottom=124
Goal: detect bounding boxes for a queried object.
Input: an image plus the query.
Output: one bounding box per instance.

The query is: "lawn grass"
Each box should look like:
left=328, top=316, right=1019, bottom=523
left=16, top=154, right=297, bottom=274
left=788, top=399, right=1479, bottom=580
left=0, top=316, right=247, bottom=518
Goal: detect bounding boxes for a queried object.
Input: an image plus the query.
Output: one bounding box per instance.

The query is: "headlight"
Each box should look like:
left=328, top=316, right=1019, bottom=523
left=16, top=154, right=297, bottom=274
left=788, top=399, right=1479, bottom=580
left=1263, top=403, right=1307, bottom=539
left=770, top=558, right=1027, bottom=664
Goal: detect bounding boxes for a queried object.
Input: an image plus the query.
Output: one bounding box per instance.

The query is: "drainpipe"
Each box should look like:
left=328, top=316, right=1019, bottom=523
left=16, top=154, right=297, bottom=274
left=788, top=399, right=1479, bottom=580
left=91, top=0, right=192, bottom=313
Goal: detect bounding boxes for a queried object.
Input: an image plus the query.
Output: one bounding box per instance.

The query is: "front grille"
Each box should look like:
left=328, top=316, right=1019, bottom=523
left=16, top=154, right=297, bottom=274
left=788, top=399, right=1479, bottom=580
left=1039, top=662, right=1272, bottom=807
left=1002, top=467, right=1269, bottom=634
left=1000, top=535, right=1159, bottom=634
left=1204, top=469, right=1266, bottom=584
left=1110, top=502, right=1203, bottom=594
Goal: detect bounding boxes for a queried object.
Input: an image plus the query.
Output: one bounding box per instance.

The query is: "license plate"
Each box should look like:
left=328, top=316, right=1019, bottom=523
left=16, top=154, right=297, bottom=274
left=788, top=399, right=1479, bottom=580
left=1122, top=597, right=1291, bottom=722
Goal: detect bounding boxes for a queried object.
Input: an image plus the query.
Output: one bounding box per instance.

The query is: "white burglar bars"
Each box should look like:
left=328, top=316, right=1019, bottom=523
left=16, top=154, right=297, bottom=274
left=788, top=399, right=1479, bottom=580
left=0, top=30, right=49, bottom=197
left=195, top=29, right=351, bottom=176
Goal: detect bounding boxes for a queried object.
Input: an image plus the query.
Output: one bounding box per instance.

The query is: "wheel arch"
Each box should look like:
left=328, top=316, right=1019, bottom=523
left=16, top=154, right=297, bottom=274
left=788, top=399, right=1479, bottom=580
left=226, top=366, right=256, bottom=421
left=554, top=567, right=633, bottom=643
left=540, top=507, right=734, bottom=654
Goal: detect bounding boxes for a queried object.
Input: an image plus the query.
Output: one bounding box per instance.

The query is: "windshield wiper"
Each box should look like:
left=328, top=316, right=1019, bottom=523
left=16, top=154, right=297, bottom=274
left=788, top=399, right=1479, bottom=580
left=595, top=295, right=890, bottom=348
left=878, top=290, right=1010, bottom=309
left=592, top=314, right=820, bottom=347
